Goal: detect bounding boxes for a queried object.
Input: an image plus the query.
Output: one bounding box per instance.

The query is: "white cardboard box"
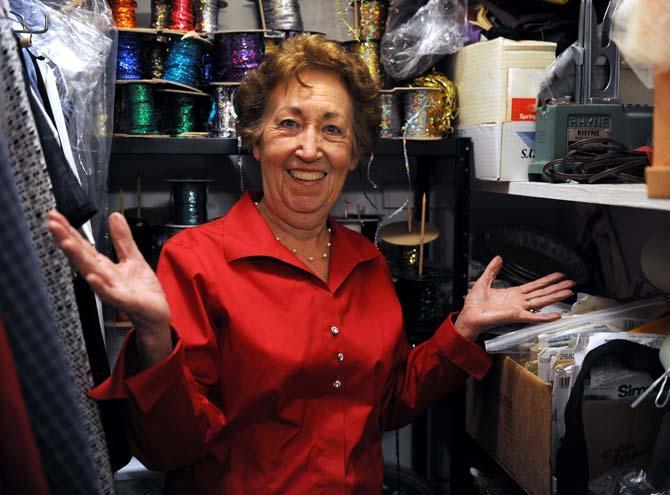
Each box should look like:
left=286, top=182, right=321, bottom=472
left=450, top=38, right=556, bottom=126
left=458, top=122, right=536, bottom=181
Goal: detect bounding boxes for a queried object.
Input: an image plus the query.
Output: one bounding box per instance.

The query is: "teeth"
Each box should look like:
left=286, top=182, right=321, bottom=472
left=289, top=170, right=326, bottom=181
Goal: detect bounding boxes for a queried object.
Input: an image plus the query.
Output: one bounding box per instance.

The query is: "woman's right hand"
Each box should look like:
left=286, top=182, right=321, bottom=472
left=47, top=210, right=172, bottom=366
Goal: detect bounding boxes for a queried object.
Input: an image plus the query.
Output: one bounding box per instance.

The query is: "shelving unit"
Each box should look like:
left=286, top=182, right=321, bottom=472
left=474, top=180, right=670, bottom=211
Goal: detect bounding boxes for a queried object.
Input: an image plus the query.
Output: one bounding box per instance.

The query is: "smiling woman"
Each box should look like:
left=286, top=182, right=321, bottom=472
left=47, top=33, right=575, bottom=495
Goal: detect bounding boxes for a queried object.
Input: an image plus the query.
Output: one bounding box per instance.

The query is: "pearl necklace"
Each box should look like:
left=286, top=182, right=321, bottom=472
left=255, top=201, right=332, bottom=263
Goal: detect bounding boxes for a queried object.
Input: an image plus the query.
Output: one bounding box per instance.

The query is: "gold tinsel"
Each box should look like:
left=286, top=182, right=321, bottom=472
left=411, top=71, right=458, bottom=135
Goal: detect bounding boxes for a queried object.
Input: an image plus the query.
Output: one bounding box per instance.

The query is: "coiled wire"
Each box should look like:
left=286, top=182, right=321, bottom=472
left=543, top=137, right=649, bottom=183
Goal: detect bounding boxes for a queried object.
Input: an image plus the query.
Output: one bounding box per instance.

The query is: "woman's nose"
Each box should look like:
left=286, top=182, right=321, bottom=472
left=294, top=127, right=323, bottom=162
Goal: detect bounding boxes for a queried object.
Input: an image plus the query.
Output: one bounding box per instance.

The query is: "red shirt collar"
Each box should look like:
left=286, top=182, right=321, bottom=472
left=223, top=192, right=381, bottom=292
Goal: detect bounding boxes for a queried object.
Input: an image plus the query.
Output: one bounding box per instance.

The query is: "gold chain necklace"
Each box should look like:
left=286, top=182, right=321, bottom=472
left=255, top=201, right=331, bottom=262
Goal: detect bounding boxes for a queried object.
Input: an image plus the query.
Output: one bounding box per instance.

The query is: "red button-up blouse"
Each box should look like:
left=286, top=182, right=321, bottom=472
left=91, top=192, right=491, bottom=495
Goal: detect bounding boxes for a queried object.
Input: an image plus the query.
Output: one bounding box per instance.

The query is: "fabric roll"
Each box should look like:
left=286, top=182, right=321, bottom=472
left=0, top=19, right=113, bottom=494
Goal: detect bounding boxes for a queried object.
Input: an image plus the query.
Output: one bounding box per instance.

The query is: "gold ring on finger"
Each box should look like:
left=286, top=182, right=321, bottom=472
left=526, top=299, right=537, bottom=313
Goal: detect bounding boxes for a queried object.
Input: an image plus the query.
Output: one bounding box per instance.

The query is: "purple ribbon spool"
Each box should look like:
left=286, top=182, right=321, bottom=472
left=214, top=31, right=265, bottom=82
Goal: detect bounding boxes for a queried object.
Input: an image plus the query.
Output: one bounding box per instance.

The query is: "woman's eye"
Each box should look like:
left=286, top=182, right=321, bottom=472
left=324, top=125, right=342, bottom=135
left=279, top=119, right=298, bottom=128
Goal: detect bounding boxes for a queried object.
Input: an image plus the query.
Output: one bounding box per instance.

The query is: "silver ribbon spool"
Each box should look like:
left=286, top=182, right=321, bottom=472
left=209, top=85, right=238, bottom=138
left=380, top=90, right=401, bottom=138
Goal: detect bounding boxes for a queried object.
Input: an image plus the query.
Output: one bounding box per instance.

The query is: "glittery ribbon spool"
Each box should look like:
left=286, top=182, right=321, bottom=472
left=168, top=179, right=211, bottom=225
left=209, top=85, right=238, bottom=138
left=213, top=31, right=264, bottom=82
left=117, top=31, right=145, bottom=80
left=262, top=0, right=303, bottom=31
left=151, top=0, right=172, bottom=29
left=379, top=90, right=401, bottom=138
left=112, top=0, right=137, bottom=28
left=148, top=36, right=169, bottom=79
left=194, top=0, right=218, bottom=32
left=163, top=36, right=204, bottom=86
left=357, top=0, right=386, bottom=41
left=115, top=83, right=159, bottom=135
left=402, top=88, right=444, bottom=139
left=394, top=267, right=451, bottom=327
left=411, top=72, right=458, bottom=136
left=170, top=0, right=194, bottom=30
left=161, top=93, right=199, bottom=135
left=349, top=41, right=381, bottom=85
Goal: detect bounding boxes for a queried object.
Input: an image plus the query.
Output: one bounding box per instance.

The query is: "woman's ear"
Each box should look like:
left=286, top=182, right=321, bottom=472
left=252, top=143, right=260, bottom=161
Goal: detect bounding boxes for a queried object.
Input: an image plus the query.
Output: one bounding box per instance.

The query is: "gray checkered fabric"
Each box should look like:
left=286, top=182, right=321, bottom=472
left=0, top=18, right=113, bottom=494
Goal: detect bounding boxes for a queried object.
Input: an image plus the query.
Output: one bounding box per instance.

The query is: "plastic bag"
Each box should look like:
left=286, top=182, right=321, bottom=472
left=611, top=0, right=670, bottom=89
left=381, top=0, right=467, bottom=82
left=9, top=0, right=116, bottom=243
left=485, top=296, right=670, bottom=354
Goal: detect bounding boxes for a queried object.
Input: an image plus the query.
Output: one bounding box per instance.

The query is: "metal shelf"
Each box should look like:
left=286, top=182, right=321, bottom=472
left=474, top=180, right=670, bottom=212
left=111, top=136, right=464, bottom=157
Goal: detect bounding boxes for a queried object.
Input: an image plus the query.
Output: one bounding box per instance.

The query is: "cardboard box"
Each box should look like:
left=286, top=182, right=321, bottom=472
left=450, top=38, right=556, bottom=127
left=467, top=356, right=667, bottom=495
left=457, top=122, right=536, bottom=181
left=467, top=356, right=553, bottom=495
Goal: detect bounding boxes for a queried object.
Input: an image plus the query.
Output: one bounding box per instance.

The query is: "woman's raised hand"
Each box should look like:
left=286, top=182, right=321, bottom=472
left=47, top=210, right=172, bottom=365
left=454, top=256, right=575, bottom=340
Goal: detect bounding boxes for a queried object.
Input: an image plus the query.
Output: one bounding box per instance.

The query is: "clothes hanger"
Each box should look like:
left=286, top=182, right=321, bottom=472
left=7, top=11, right=48, bottom=47
left=631, top=335, right=670, bottom=409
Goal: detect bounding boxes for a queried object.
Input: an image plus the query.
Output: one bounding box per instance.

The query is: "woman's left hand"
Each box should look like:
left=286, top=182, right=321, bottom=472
left=454, top=256, right=575, bottom=340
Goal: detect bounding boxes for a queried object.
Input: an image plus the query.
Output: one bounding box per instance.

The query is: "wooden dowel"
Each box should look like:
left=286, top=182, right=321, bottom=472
left=418, top=193, right=427, bottom=278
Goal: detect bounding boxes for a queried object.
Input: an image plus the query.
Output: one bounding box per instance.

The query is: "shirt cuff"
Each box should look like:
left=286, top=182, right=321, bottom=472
left=432, top=312, right=492, bottom=380
left=89, top=328, right=184, bottom=413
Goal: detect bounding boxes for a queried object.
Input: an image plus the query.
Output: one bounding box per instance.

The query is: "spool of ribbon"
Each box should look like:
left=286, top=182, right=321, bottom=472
left=348, top=40, right=381, bottom=85
left=170, top=0, right=194, bottom=30
left=402, top=88, right=444, bottom=139
left=194, top=0, right=218, bottom=32
left=117, top=31, right=145, bottom=80
left=209, top=85, right=238, bottom=138
left=357, top=0, right=386, bottom=41
left=379, top=89, right=401, bottom=138
left=151, top=0, right=172, bottom=29
left=262, top=0, right=303, bottom=31
left=410, top=72, right=458, bottom=136
left=148, top=36, right=169, bottom=79
left=163, top=36, right=204, bottom=86
left=213, top=31, right=265, bottom=82
left=112, top=0, right=137, bottom=28
left=168, top=179, right=211, bottom=225
left=160, top=91, right=203, bottom=135
left=115, top=83, right=159, bottom=135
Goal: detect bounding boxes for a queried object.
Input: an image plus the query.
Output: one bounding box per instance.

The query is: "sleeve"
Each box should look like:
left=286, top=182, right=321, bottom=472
left=89, top=240, right=227, bottom=471
left=380, top=313, right=492, bottom=431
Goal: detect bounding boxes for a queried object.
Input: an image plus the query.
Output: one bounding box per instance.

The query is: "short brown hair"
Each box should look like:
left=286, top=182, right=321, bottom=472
left=234, top=34, right=381, bottom=160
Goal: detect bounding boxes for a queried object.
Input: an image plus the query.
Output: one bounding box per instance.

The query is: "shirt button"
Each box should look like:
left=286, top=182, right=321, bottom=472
left=333, top=380, right=342, bottom=389
left=330, top=326, right=339, bottom=336
left=336, top=352, right=344, bottom=362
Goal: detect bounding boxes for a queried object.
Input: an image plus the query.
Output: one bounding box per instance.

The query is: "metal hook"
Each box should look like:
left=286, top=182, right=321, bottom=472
left=11, top=12, right=48, bottom=34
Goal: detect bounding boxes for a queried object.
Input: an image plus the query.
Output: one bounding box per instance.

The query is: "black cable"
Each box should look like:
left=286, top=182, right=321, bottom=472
left=543, top=137, right=650, bottom=184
